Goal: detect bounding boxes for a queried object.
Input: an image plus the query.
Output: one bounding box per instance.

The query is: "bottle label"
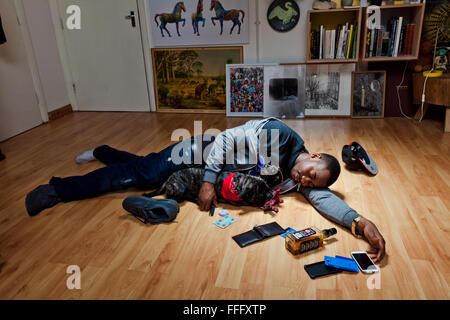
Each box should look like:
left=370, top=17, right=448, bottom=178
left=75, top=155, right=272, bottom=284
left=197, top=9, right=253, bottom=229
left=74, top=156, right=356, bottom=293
left=292, top=228, right=316, bottom=240
left=300, top=238, right=320, bottom=253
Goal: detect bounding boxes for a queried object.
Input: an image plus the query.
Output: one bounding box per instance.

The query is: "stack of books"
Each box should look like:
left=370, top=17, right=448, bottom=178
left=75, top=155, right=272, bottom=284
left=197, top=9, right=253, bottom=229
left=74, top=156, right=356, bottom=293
left=310, top=22, right=358, bottom=60
left=365, top=17, right=416, bottom=58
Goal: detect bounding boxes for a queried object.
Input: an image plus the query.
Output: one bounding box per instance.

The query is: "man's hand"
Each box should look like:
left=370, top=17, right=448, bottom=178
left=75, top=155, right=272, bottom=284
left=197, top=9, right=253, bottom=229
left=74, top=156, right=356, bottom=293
left=357, top=217, right=386, bottom=264
left=198, top=182, right=218, bottom=211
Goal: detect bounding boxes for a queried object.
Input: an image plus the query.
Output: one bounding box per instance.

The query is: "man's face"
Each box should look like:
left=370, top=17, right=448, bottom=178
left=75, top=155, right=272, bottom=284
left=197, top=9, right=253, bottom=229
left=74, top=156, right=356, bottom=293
left=290, top=153, right=330, bottom=188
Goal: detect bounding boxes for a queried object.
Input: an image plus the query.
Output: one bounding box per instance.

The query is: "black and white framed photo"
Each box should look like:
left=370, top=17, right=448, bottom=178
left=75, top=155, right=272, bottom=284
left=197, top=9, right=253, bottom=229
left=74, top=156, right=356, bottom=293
left=304, top=64, right=355, bottom=117
left=351, top=71, right=386, bottom=118
left=226, top=64, right=266, bottom=117
left=263, top=64, right=305, bottom=118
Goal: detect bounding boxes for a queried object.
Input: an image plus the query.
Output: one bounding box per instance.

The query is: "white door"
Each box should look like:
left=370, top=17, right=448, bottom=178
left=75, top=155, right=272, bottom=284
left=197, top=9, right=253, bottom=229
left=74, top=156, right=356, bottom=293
left=0, top=0, right=43, bottom=141
left=57, top=0, right=150, bottom=111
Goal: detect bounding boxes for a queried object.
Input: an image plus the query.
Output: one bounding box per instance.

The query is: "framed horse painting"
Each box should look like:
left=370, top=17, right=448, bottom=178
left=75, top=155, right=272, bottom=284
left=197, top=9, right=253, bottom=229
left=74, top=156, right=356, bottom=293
left=148, top=0, right=249, bottom=47
left=152, top=46, right=243, bottom=113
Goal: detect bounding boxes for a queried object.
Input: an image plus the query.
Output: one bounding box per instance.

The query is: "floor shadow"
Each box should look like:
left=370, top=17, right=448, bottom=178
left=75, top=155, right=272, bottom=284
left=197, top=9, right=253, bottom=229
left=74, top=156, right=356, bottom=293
left=343, top=166, right=374, bottom=176
left=331, top=190, right=346, bottom=201
left=377, top=253, right=389, bottom=269
left=119, top=213, right=179, bottom=226
left=0, top=259, right=6, bottom=273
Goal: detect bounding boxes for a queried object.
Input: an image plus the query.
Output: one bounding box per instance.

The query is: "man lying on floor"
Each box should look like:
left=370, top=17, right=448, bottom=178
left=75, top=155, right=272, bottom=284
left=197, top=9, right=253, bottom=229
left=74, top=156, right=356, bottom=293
left=26, top=117, right=386, bottom=263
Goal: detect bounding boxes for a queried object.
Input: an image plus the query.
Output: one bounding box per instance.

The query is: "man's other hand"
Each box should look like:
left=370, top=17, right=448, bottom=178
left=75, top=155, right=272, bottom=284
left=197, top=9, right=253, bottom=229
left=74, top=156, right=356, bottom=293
left=198, top=182, right=218, bottom=211
left=357, top=217, right=386, bottom=264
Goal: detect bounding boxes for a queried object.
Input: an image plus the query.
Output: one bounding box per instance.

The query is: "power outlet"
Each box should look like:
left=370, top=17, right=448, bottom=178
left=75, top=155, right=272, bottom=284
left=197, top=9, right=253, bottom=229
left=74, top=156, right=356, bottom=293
left=396, top=85, right=408, bottom=90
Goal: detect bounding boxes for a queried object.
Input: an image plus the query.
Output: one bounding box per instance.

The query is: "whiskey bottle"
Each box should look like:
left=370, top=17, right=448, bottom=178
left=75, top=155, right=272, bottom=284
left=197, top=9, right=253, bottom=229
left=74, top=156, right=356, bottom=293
left=285, top=227, right=337, bottom=255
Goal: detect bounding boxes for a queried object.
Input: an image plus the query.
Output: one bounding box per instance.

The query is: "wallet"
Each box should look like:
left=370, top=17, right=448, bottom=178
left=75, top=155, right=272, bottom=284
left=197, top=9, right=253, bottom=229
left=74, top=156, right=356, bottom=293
left=232, top=222, right=285, bottom=248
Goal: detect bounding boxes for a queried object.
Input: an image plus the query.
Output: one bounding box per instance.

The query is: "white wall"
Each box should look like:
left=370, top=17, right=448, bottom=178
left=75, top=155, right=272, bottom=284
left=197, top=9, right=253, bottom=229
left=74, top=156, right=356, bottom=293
left=257, top=0, right=311, bottom=64
left=22, top=0, right=69, bottom=112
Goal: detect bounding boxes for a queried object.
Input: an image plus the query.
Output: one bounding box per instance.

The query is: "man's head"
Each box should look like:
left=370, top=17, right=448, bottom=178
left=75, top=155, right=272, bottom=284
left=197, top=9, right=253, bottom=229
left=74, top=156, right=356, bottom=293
left=290, top=153, right=341, bottom=188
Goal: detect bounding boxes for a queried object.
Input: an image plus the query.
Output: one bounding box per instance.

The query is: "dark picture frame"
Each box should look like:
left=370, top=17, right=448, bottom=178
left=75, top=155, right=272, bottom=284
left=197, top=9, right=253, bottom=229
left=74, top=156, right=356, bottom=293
left=351, top=70, right=386, bottom=118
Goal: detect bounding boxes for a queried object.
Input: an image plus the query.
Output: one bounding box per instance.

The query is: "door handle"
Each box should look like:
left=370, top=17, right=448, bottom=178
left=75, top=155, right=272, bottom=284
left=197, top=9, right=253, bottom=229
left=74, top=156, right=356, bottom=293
left=125, top=11, right=136, bottom=27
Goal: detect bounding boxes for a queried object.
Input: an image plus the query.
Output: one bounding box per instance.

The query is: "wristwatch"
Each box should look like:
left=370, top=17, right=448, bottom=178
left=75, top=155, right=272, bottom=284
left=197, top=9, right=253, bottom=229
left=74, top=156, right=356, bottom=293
left=351, top=215, right=363, bottom=238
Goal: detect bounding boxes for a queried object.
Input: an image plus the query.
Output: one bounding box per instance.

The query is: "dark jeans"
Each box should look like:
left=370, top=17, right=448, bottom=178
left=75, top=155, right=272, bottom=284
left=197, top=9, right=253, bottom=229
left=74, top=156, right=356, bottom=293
left=50, top=136, right=215, bottom=202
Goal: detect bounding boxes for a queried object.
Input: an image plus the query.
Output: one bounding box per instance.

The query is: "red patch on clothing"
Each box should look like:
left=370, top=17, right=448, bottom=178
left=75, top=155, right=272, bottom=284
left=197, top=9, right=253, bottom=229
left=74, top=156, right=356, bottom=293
left=221, top=173, right=243, bottom=202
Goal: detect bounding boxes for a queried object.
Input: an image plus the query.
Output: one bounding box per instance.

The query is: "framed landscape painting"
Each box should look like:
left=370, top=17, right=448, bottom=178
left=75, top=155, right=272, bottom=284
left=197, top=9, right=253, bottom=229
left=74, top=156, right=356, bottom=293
left=152, top=46, right=243, bottom=113
left=351, top=71, right=386, bottom=118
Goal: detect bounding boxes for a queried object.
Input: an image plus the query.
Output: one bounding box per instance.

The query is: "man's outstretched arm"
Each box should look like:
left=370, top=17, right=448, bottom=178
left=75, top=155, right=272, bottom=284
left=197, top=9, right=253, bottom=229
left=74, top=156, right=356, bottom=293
left=298, top=187, right=386, bottom=263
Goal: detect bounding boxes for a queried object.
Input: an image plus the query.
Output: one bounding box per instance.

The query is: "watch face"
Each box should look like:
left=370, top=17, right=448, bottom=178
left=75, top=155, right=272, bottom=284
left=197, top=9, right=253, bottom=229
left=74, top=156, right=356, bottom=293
left=267, top=0, right=300, bottom=33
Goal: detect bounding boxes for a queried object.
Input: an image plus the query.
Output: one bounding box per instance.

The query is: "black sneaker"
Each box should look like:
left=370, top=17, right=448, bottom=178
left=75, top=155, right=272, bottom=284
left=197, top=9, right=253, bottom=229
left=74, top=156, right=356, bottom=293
left=25, top=184, right=62, bottom=216
left=122, top=196, right=179, bottom=224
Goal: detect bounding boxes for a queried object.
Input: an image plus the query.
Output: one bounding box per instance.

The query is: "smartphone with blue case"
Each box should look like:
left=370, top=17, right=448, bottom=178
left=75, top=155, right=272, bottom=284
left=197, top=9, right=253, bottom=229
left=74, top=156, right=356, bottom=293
left=324, top=255, right=359, bottom=272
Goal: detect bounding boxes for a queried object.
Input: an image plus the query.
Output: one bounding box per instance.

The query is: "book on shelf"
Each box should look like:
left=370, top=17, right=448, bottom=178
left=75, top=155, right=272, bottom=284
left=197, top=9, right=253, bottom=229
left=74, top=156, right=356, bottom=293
left=365, top=16, right=416, bottom=58
left=376, top=26, right=384, bottom=57
left=335, top=24, right=342, bottom=57
left=319, top=25, right=324, bottom=59
left=405, top=24, right=415, bottom=56
left=309, top=21, right=357, bottom=60
left=381, top=31, right=390, bottom=56
left=368, top=26, right=385, bottom=57
left=393, top=16, right=403, bottom=57
left=369, top=26, right=376, bottom=57
left=330, top=29, right=336, bottom=59
left=324, top=30, right=331, bottom=59
left=351, top=25, right=358, bottom=59
left=346, top=24, right=354, bottom=59
left=341, top=30, right=349, bottom=59
left=336, top=25, right=345, bottom=59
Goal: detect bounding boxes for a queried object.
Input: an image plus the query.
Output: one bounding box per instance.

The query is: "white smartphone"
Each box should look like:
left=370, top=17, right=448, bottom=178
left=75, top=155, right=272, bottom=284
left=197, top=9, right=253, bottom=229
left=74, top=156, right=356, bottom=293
left=351, top=251, right=379, bottom=273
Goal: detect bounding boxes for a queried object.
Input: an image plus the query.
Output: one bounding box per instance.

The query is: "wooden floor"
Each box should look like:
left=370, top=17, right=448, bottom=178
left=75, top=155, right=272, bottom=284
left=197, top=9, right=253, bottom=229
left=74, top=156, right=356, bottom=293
left=0, top=112, right=449, bottom=300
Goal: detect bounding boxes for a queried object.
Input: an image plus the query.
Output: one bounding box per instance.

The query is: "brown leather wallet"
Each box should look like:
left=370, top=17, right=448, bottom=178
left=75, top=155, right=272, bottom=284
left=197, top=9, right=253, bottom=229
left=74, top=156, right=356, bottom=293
left=232, top=222, right=285, bottom=248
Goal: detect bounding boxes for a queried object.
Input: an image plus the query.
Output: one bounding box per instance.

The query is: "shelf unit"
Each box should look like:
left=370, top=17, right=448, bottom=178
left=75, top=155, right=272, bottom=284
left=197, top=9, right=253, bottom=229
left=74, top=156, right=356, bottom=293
left=361, top=3, right=425, bottom=62
left=307, top=8, right=362, bottom=64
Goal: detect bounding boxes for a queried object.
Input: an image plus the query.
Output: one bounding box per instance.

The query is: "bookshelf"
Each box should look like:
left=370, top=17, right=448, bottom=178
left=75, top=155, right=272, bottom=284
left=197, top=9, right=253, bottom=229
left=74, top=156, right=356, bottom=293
left=307, top=8, right=362, bottom=64
left=361, top=3, right=425, bottom=62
